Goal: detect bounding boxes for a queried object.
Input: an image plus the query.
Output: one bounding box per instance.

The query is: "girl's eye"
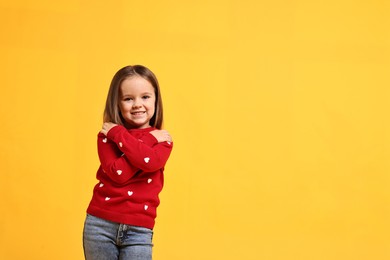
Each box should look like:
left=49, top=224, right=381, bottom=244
left=142, top=95, right=150, bottom=99
left=124, top=98, right=133, bottom=101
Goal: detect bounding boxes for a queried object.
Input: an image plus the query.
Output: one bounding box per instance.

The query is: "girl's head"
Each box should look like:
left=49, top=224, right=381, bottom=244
left=104, top=65, right=163, bottom=129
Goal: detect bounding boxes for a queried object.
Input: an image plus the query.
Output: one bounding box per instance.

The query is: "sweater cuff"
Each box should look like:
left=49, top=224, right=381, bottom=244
left=143, top=132, right=158, bottom=145
left=106, top=125, right=125, bottom=140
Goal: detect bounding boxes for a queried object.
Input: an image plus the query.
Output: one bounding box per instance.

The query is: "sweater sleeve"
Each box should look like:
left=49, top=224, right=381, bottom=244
left=107, top=125, right=173, bottom=173
left=97, top=132, right=141, bottom=184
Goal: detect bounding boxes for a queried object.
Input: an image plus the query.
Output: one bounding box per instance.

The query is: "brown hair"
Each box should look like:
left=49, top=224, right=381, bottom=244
left=103, top=65, right=164, bottom=129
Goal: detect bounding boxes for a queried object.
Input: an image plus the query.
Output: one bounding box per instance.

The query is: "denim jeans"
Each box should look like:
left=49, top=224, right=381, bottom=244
left=83, top=214, right=153, bottom=260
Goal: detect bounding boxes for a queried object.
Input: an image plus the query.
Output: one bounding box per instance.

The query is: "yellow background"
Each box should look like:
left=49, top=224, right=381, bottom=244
left=1, top=0, right=389, bottom=259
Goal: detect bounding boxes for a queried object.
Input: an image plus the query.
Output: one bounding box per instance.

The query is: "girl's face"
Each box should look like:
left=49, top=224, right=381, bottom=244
left=119, top=76, right=156, bottom=129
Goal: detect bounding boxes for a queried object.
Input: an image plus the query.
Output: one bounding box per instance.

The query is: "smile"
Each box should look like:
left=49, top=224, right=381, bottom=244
left=131, top=111, right=146, bottom=115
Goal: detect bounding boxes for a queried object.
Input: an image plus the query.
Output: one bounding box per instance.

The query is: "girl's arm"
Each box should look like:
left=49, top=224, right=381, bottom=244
left=97, top=133, right=142, bottom=184
left=106, top=125, right=173, bottom=173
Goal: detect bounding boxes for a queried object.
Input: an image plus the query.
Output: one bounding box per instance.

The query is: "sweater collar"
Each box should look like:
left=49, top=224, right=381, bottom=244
left=128, top=126, right=155, bottom=133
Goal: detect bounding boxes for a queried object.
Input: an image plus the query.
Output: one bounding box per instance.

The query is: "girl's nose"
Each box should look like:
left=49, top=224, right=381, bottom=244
left=132, top=99, right=142, bottom=108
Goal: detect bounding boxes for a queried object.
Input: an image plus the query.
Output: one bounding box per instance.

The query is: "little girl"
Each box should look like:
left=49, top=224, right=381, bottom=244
left=83, top=65, right=173, bottom=260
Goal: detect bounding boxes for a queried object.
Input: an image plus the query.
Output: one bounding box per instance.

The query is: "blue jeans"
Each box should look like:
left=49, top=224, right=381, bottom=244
left=83, top=214, right=153, bottom=260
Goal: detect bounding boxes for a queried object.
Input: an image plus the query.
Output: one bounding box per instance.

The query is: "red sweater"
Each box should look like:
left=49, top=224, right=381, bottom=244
left=87, top=125, right=173, bottom=229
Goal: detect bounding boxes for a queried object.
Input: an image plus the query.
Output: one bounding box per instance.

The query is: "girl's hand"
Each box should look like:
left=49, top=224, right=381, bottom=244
left=100, top=122, right=117, bottom=136
left=150, top=130, right=172, bottom=143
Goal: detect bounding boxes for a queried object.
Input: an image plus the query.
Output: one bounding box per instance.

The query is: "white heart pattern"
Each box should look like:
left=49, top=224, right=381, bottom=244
left=144, top=157, right=150, bottom=163
left=117, top=170, right=122, bottom=175
left=103, top=138, right=107, bottom=143
left=144, top=205, right=148, bottom=210
left=128, top=191, right=133, bottom=196
left=119, top=142, right=123, bottom=147
left=99, top=183, right=104, bottom=188
left=147, top=178, right=152, bottom=184
left=105, top=197, right=110, bottom=201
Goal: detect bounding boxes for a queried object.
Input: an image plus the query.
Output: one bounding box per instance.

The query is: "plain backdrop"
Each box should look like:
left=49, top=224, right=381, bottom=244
left=0, top=0, right=389, bottom=259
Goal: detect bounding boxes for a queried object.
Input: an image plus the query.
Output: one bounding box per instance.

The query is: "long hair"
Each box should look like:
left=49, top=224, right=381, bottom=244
left=103, top=65, right=164, bottom=129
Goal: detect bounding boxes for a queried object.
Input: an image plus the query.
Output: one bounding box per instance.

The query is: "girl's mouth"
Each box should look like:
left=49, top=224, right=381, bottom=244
left=131, top=111, right=145, bottom=115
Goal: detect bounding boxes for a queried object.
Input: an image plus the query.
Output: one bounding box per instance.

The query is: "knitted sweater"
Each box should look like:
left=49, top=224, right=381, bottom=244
left=86, top=125, right=173, bottom=229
